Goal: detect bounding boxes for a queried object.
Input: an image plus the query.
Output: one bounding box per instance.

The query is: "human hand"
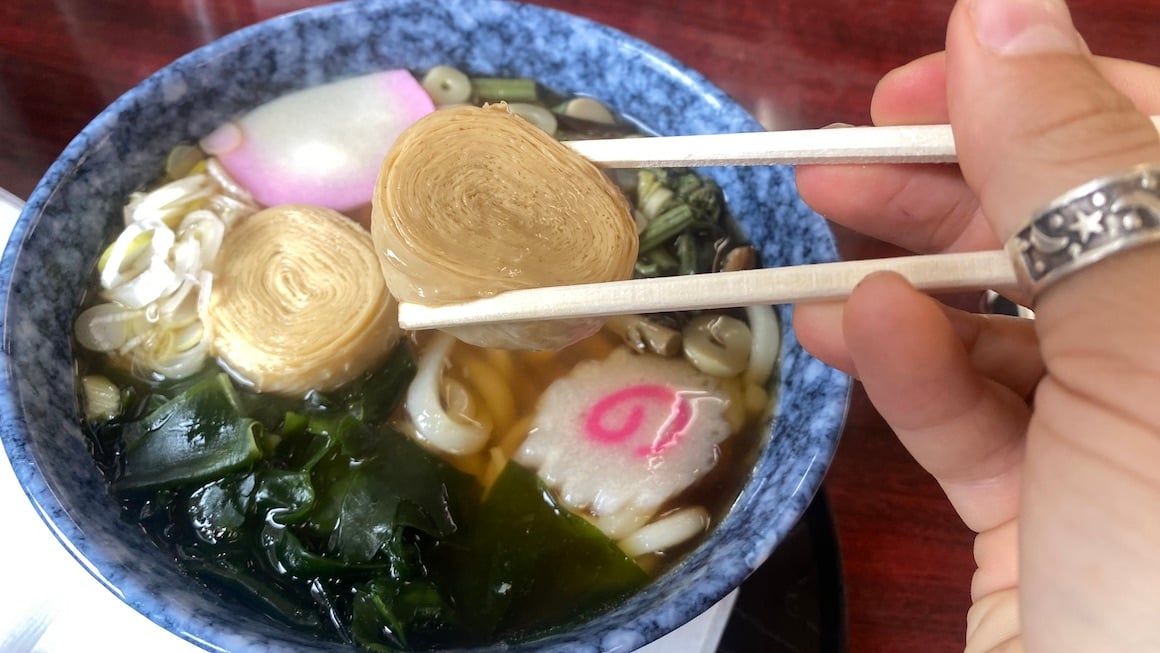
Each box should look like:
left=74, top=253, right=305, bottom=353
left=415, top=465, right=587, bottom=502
left=792, top=1, right=1160, bottom=651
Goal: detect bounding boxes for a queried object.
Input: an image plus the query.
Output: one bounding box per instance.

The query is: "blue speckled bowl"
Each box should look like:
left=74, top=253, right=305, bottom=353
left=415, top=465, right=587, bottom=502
left=0, top=0, right=849, bottom=651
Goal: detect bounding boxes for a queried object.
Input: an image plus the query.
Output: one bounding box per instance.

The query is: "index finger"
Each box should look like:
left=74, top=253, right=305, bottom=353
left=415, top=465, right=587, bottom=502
left=795, top=53, right=1160, bottom=255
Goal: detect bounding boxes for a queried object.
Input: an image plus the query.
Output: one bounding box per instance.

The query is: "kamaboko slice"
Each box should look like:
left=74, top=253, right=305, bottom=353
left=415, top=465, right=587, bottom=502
left=516, top=348, right=731, bottom=518
left=201, top=70, right=434, bottom=212
left=371, top=103, right=638, bottom=350
left=206, top=205, right=401, bottom=396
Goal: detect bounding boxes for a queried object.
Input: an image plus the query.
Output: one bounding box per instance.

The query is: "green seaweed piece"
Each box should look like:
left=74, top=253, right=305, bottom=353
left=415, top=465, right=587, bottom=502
left=185, top=472, right=255, bottom=547
left=113, top=374, right=262, bottom=493
left=255, top=468, right=316, bottom=524
left=259, top=521, right=385, bottom=579
left=351, top=577, right=461, bottom=651
left=184, top=556, right=323, bottom=630
left=100, top=342, right=650, bottom=649
left=448, top=463, right=649, bottom=640
left=308, top=423, right=479, bottom=564
left=307, top=342, right=417, bottom=424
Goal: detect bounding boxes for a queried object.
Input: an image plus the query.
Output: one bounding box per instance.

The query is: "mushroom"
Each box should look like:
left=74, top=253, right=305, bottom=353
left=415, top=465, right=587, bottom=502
left=605, top=314, right=682, bottom=357
left=557, top=97, right=616, bottom=125
left=720, top=245, right=758, bottom=272
left=681, top=314, right=752, bottom=378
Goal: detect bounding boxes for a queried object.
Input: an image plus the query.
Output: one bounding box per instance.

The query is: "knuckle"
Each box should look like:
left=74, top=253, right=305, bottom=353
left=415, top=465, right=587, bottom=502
left=1020, top=79, right=1160, bottom=168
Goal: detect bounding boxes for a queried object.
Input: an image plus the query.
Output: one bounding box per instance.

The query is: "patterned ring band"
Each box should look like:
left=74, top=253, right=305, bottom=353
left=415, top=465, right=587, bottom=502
left=1004, top=162, right=1160, bottom=303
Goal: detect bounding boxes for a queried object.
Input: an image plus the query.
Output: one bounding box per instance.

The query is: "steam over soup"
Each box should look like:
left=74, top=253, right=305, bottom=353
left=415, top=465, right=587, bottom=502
left=73, top=67, right=781, bottom=651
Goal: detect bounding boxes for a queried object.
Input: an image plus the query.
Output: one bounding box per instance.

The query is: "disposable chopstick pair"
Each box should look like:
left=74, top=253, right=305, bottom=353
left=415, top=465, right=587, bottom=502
left=566, top=117, right=1160, bottom=168
left=395, top=118, right=1160, bottom=331
left=397, top=250, right=1017, bottom=329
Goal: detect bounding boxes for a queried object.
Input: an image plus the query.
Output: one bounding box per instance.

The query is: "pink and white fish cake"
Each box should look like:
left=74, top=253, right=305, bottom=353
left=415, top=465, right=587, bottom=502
left=201, top=70, right=434, bottom=212
left=516, top=348, right=732, bottom=518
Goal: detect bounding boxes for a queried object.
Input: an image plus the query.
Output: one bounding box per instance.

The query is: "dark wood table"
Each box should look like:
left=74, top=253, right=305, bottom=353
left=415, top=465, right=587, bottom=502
left=2, top=1, right=1156, bottom=651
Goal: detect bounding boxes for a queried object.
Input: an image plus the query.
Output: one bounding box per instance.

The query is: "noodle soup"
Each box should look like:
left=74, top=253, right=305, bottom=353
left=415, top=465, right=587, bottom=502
left=72, top=68, right=782, bottom=650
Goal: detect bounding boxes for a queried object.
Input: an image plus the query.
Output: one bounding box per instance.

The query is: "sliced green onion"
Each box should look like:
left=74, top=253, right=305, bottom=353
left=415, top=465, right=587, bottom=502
left=74, top=303, right=141, bottom=352
left=165, top=144, right=205, bottom=180
left=101, top=256, right=177, bottom=309
left=99, top=221, right=175, bottom=289
left=208, top=194, right=256, bottom=227
left=555, top=97, right=615, bottom=125
left=170, top=320, right=205, bottom=352
left=148, top=337, right=209, bottom=379
left=81, top=375, right=121, bottom=421
left=177, top=209, right=225, bottom=264
left=156, top=281, right=200, bottom=328
left=80, top=154, right=238, bottom=381
left=471, top=77, right=540, bottom=103
left=123, top=174, right=215, bottom=227
left=164, top=238, right=201, bottom=296
left=96, top=230, right=150, bottom=275
left=421, top=65, right=472, bottom=105
left=197, top=271, right=214, bottom=317
left=205, top=158, right=256, bottom=205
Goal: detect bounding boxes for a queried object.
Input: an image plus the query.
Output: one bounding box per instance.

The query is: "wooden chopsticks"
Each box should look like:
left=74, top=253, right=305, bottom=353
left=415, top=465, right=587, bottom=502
left=397, top=251, right=1016, bottom=330
left=396, top=118, right=1160, bottom=330
left=565, top=117, right=1160, bottom=167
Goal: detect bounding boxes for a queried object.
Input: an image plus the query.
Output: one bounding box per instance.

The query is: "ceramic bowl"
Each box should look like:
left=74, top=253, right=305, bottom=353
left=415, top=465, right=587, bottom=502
left=0, top=0, right=850, bottom=650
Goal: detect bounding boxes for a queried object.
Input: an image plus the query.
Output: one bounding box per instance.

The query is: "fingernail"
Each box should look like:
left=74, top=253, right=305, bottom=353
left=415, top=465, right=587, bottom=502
left=970, top=0, right=1083, bottom=56
left=822, top=122, right=855, bottom=129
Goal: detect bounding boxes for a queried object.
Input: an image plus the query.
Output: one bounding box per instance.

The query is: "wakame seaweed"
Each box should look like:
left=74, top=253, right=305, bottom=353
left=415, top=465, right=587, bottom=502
left=84, top=341, right=648, bottom=650
left=112, top=373, right=262, bottom=492
left=437, top=463, right=650, bottom=641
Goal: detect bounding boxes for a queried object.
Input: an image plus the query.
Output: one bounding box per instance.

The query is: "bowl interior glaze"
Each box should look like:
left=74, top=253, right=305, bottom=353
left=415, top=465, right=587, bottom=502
left=0, top=0, right=850, bottom=650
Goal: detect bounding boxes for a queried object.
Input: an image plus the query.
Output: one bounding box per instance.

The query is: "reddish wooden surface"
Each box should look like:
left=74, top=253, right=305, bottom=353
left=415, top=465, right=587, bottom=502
left=1, top=1, right=1157, bottom=651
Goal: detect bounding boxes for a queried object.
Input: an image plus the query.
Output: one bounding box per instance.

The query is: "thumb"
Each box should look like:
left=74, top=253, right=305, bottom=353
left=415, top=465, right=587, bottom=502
left=946, top=0, right=1160, bottom=314
left=946, top=0, right=1160, bottom=367
left=947, top=0, right=1160, bottom=244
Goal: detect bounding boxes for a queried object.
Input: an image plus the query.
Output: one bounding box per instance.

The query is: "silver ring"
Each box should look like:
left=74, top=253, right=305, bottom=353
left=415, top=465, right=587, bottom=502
left=1005, top=162, right=1160, bottom=303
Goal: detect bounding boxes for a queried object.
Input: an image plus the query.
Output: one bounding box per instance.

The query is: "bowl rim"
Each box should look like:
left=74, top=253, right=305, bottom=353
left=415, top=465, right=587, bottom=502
left=0, top=0, right=852, bottom=650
